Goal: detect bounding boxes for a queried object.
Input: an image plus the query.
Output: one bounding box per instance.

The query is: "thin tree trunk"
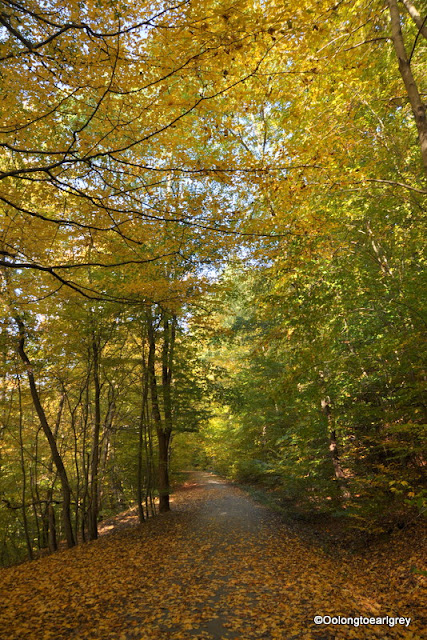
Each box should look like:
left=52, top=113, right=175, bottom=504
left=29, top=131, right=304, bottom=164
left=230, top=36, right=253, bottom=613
left=388, top=0, right=427, bottom=171
left=160, top=314, right=176, bottom=512
left=47, top=503, right=57, bottom=552
left=401, top=0, right=427, bottom=40
left=162, top=315, right=175, bottom=436
left=70, top=407, right=80, bottom=544
left=157, top=429, right=171, bottom=513
left=147, top=314, right=171, bottom=513
left=82, top=453, right=90, bottom=542
left=144, top=396, right=155, bottom=517
left=98, top=386, right=115, bottom=515
left=29, top=465, right=41, bottom=550
left=80, top=377, right=90, bottom=542
left=14, top=315, right=75, bottom=548
left=321, top=397, right=350, bottom=498
left=17, top=379, right=33, bottom=560
left=137, top=335, right=149, bottom=523
left=88, top=334, right=101, bottom=541
left=42, top=394, right=64, bottom=552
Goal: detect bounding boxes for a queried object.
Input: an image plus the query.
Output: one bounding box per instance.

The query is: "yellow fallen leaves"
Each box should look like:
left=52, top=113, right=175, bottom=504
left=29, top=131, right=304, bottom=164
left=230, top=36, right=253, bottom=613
left=0, top=472, right=425, bottom=640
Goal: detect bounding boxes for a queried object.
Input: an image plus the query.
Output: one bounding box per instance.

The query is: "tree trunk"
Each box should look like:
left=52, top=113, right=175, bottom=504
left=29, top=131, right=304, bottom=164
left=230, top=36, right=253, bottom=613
left=388, top=0, right=427, bottom=171
left=159, top=314, right=176, bottom=513
left=17, top=379, right=33, bottom=560
left=147, top=313, right=171, bottom=513
left=80, top=378, right=91, bottom=542
left=157, top=428, right=171, bottom=513
left=145, top=397, right=156, bottom=517
left=42, top=395, right=64, bottom=551
left=162, top=315, right=175, bottom=435
left=48, top=503, right=57, bottom=552
left=98, top=386, right=115, bottom=516
left=88, top=334, right=101, bottom=541
left=321, top=397, right=350, bottom=498
left=137, top=334, right=149, bottom=523
left=401, top=0, right=427, bottom=41
left=14, top=315, right=75, bottom=548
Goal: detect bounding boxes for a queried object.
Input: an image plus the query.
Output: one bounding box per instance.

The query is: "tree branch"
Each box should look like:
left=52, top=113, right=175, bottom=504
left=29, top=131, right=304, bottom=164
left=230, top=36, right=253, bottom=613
left=401, top=0, right=427, bottom=41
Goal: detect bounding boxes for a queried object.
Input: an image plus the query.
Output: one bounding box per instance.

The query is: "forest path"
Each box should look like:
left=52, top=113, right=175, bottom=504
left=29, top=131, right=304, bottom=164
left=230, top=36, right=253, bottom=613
left=0, top=472, right=424, bottom=640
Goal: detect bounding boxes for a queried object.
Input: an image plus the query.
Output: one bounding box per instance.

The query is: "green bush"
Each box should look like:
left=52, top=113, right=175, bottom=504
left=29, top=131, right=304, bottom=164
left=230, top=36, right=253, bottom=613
left=231, top=459, right=269, bottom=483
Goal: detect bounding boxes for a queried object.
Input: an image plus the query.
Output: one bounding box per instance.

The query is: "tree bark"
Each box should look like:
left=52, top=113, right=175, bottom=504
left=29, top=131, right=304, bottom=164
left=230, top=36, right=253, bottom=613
left=401, top=0, right=427, bottom=41
left=14, top=315, right=75, bottom=548
left=137, top=334, right=149, bottom=523
left=162, top=315, right=176, bottom=436
left=48, top=503, right=57, bottom=552
left=147, top=313, right=171, bottom=513
left=42, top=394, right=64, bottom=551
left=321, top=397, right=349, bottom=498
left=157, top=428, right=171, bottom=513
left=17, top=379, right=33, bottom=560
left=88, top=334, right=101, bottom=541
left=388, top=0, right=427, bottom=171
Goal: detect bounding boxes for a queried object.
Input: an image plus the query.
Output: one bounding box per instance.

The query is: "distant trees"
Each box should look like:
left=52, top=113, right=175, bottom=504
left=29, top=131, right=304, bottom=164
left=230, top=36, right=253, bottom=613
left=196, top=170, right=426, bottom=531
left=0, top=290, right=208, bottom=563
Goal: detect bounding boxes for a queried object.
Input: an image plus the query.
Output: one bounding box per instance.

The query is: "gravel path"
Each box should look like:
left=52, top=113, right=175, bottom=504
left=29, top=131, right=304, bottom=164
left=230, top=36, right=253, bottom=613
left=171, top=472, right=276, bottom=638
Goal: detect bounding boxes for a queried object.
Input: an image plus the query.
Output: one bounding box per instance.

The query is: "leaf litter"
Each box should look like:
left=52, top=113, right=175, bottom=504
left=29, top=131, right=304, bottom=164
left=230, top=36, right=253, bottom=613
left=0, top=472, right=425, bottom=640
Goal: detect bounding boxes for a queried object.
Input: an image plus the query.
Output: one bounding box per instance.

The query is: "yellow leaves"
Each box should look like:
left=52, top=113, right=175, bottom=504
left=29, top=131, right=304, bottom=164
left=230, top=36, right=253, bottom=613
left=1, top=471, right=424, bottom=640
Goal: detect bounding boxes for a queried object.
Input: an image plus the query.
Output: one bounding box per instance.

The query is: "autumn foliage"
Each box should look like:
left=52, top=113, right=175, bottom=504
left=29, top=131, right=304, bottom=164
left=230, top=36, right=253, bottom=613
left=0, top=6, right=425, bottom=637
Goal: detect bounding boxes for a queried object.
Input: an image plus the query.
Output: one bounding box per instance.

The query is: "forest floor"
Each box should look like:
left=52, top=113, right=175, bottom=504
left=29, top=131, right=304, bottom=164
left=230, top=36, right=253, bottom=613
left=0, top=472, right=425, bottom=640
